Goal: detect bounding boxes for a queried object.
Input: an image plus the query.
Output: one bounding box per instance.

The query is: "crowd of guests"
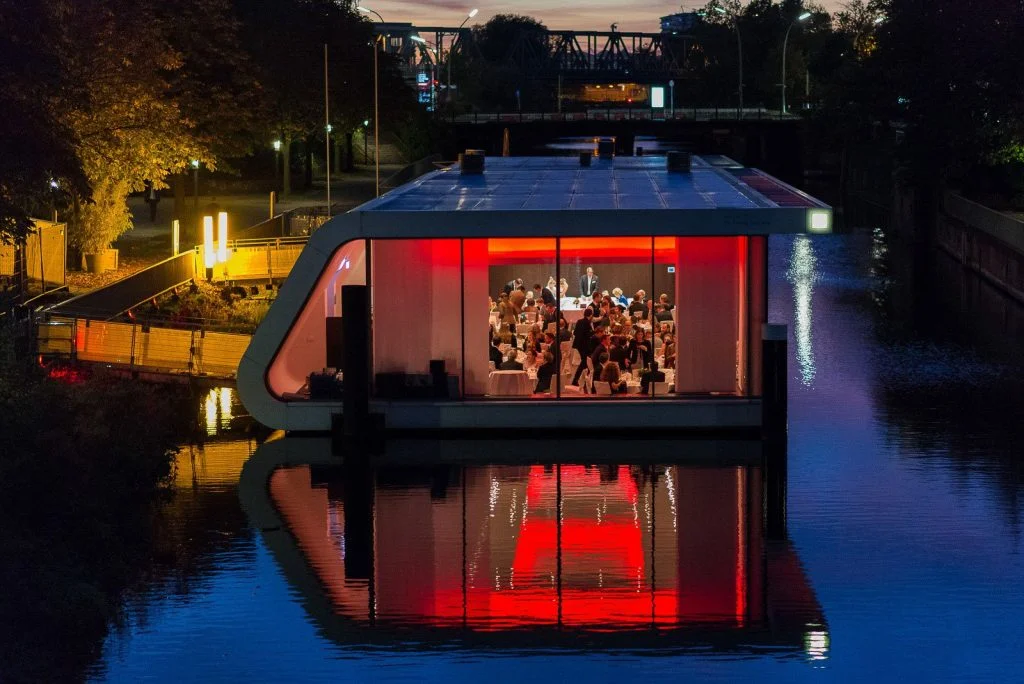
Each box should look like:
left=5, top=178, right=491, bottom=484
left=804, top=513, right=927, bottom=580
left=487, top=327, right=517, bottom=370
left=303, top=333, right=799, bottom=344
left=489, top=278, right=677, bottom=395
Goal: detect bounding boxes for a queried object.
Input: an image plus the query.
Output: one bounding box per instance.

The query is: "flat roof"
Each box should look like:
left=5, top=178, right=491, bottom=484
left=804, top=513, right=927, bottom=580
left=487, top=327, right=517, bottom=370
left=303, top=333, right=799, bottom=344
left=356, top=155, right=829, bottom=215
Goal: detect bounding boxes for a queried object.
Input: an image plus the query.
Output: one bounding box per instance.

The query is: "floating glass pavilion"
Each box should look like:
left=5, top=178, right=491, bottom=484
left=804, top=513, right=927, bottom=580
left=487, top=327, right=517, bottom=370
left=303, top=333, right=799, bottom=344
left=237, top=153, right=831, bottom=432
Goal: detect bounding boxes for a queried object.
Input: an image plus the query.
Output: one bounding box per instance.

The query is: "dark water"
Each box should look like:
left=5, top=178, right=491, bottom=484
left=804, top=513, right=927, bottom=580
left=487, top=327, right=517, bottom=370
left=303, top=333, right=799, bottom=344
left=87, top=207, right=1024, bottom=681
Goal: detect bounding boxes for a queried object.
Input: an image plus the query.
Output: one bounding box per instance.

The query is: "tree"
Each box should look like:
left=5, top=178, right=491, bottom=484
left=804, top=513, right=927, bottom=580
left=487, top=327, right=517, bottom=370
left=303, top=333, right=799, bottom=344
left=0, top=0, right=87, bottom=244
left=53, top=0, right=255, bottom=256
left=467, top=14, right=553, bottom=111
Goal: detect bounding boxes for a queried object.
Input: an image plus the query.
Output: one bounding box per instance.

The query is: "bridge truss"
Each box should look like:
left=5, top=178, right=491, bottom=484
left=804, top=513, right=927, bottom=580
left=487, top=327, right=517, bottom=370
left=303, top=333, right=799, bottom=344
left=374, top=23, right=697, bottom=82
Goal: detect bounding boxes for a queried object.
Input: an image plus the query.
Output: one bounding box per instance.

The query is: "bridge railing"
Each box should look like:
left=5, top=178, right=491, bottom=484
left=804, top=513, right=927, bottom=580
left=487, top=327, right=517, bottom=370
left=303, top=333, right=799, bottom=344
left=46, top=251, right=197, bottom=320
left=435, top=106, right=796, bottom=124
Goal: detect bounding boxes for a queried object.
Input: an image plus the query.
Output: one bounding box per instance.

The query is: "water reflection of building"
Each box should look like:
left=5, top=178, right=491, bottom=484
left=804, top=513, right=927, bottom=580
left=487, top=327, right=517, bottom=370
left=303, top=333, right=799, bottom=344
left=241, top=439, right=827, bottom=655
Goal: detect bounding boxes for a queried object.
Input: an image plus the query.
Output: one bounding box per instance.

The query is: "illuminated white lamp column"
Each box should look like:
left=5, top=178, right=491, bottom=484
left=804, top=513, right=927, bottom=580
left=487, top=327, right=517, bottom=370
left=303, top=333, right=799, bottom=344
left=217, top=211, right=229, bottom=263
left=203, top=215, right=216, bottom=276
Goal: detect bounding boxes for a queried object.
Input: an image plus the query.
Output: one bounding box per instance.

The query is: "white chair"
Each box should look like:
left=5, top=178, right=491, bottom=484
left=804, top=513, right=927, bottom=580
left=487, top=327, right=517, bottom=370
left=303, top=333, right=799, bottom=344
left=650, top=381, right=672, bottom=397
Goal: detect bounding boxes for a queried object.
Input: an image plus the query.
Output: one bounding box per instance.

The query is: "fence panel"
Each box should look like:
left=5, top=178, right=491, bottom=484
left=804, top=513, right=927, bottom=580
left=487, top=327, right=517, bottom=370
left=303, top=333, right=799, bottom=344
left=75, top=318, right=135, bottom=365
left=196, top=330, right=250, bottom=376
left=136, top=325, right=196, bottom=371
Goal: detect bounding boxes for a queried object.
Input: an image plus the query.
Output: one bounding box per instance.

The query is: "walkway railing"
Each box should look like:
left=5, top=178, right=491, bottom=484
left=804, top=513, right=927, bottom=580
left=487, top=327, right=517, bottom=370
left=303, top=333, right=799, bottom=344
left=37, top=316, right=250, bottom=380
left=204, top=236, right=308, bottom=283
left=47, top=251, right=196, bottom=320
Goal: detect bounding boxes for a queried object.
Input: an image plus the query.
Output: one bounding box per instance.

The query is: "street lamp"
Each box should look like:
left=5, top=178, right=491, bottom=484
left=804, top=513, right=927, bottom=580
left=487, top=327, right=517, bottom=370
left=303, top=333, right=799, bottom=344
left=359, top=5, right=386, bottom=196
left=191, top=159, right=200, bottom=215
left=362, top=120, right=370, bottom=164
left=447, top=8, right=478, bottom=108
left=272, top=139, right=281, bottom=191
left=714, top=6, right=744, bottom=118
left=781, top=11, right=812, bottom=115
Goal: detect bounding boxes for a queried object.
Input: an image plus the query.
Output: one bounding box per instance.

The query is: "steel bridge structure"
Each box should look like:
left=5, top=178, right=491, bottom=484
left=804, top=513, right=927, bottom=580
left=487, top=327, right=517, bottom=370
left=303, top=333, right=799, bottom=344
left=374, top=22, right=697, bottom=83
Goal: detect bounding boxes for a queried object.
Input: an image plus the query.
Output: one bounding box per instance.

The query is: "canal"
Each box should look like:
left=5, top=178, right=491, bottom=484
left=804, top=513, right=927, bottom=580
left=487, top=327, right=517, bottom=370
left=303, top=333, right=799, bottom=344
left=83, top=195, right=1024, bottom=680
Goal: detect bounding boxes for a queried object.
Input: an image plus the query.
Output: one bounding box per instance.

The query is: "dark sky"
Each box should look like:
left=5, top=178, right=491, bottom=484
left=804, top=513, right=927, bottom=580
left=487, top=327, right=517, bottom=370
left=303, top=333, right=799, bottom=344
left=365, top=1, right=846, bottom=32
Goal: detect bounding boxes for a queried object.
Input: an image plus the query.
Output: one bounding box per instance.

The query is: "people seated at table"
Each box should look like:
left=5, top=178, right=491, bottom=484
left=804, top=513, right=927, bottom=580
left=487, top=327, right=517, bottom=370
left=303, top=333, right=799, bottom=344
left=662, top=334, right=676, bottom=369
left=658, top=293, right=674, bottom=312
left=627, top=329, right=653, bottom=369
left=499, top=349, right=524, bottom=371
left=524, top=329, right=543, bottom=355
left=653, top=303, right=673, bottom=323
left=600, top=360, right=628, bottom=394
left=559, top=277, right=569, bottom=298
left=534, top=351, right=556, bottom=393
left=611, top=287, right=629, bottom=307
left=628, top=291, right=647, bottom=320
left=588, top=334, right=611, bottom=377
left=489, top=336, right=504, bottom=367
left=522, top=298, right=538, bottom=316
left=557, top=318, right=572, bottom=341
left=570, top=308, right=594, bottom=385
left=523, top=349, right=539, bottom=371
left=609, top=335, right=629, bottom=369
left=639, top=360, right=666, bottom=394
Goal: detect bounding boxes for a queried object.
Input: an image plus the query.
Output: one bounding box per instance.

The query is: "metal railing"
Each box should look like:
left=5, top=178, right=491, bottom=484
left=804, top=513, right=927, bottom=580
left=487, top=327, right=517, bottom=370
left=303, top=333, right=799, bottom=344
left=436, top=106, right=797, bottom=124
left=46, top=251, right=197, bottom=320
left=201, top=236, right=308, bottom=283
left=37, top=315, right=251, bottom=380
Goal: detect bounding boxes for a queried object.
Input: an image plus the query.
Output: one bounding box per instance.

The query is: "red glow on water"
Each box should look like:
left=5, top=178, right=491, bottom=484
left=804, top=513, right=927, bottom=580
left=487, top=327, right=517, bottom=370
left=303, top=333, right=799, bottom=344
left=46, top=365, right=87, bottom=384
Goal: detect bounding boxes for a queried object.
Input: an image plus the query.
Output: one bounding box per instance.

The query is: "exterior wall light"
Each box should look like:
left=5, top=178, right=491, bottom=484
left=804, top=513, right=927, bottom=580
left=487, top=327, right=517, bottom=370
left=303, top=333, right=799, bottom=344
left=808, top=209, right=831, bottom=234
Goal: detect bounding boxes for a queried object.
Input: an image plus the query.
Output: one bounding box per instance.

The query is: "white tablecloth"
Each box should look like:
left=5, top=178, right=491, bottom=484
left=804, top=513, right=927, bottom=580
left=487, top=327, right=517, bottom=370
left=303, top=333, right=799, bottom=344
left=488, top=370, right=533, bottom=396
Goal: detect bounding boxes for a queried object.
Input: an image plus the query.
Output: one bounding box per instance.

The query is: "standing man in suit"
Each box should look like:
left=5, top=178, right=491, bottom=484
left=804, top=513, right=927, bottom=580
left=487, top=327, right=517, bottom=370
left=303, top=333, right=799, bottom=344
left=579, top=267, right=599, bottom=298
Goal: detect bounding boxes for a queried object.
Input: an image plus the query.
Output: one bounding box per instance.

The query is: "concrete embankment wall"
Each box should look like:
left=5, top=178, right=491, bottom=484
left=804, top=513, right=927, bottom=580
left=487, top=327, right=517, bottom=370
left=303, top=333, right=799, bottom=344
left=936, top=192, right=1024, bottom=304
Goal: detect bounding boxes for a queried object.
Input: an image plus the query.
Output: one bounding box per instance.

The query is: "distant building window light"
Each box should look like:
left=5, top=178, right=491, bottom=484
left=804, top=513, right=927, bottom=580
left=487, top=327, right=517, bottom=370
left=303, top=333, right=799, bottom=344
left=650, top=86, right=665, bottom=109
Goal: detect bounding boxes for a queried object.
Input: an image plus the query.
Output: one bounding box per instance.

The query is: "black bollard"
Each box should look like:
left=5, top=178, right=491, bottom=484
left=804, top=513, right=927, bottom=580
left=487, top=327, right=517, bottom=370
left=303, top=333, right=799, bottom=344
left=762, top=323, right=788, bottom=539
left=761, top=324, right=788, bottom=441
left=341, top=285, right=370, bottom=442
left=340, top=463, right=374, bottom=580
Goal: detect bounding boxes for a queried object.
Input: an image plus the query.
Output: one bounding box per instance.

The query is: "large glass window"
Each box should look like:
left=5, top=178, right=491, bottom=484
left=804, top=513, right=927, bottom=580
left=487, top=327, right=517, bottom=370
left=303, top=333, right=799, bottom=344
left=559, top=237, right=665, bottom=397
left=266, top=239, right=366, bottom=399
left=269, top=234, right=765, bottom=404
left=480, top=238, right=556, bottom=398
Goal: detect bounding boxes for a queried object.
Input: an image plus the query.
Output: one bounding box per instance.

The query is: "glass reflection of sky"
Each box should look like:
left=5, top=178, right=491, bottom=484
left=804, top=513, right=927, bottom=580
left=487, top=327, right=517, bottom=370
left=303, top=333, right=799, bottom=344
left=787, top=236, right=818, bottom=386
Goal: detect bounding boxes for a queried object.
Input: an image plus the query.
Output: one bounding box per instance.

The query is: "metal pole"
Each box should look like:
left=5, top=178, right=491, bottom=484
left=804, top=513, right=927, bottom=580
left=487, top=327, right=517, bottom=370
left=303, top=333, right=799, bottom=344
left=374, top=38, right=380, bottom=197
left=781, top=22, right=795, bottom=115
left=324, top=44, right=331, bottom=215
left=735, top=19, right=743, bottom=118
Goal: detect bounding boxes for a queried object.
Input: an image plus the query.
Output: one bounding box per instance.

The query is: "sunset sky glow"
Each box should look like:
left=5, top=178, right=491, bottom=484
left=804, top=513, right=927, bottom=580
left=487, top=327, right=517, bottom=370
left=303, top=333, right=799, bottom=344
left=364, top=0, right=848, bottom=33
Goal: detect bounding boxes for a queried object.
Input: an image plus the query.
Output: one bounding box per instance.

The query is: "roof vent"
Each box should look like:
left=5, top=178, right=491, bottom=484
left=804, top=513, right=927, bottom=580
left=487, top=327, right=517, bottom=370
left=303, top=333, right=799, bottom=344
left=579, top=152, right=592, bottom=167
left=667, top=151, right=691, bottom=173
left=597, top=138, right=614, bottom=160
left=460, top=149, right=485, bottom=174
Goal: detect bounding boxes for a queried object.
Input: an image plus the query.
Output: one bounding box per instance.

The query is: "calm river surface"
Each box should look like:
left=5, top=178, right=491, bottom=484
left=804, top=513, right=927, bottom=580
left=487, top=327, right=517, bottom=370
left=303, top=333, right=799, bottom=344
left=89, top=206, right=1024, bottom=682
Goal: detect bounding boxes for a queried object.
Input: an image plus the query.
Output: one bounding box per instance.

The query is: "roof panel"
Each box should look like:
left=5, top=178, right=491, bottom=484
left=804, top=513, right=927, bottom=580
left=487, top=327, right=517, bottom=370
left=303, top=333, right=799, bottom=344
left=362, top=155, right=829, bottom=221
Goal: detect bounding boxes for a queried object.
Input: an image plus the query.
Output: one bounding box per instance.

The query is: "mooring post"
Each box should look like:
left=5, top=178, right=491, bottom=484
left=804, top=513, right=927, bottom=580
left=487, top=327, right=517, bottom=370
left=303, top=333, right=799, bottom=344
left=762, top=323, right=788, bottom=539
left=339, top=284, right=370, bottom=446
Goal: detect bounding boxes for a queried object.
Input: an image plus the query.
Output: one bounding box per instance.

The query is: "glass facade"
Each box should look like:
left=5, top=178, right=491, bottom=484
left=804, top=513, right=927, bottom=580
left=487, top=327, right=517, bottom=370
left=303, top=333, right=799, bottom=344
left=264, top=236, right=767, bottom=402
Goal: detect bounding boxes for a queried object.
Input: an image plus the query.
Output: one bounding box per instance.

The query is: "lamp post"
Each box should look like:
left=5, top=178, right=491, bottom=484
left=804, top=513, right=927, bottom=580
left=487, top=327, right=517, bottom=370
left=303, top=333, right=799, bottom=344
left=714, top=6, right=743, bottom=118
left=778, top=11, right=811, bottom=115
left=191, top=159, right=200, bottom=215
left=362, top=120, right=370, bottom=163
left=358, top=6, right=385, bottom=197
left=447, top=8, right=478, bottom=109
left=272, top=139, right=281, bottom=190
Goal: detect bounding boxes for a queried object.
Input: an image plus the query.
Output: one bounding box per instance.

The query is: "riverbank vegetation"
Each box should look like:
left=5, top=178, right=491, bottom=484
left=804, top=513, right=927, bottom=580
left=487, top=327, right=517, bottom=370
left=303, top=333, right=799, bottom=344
left=0, top=323, right=186, bottom=682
